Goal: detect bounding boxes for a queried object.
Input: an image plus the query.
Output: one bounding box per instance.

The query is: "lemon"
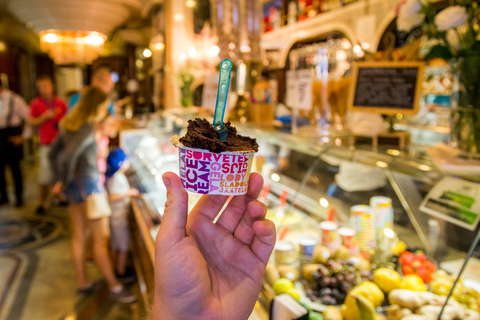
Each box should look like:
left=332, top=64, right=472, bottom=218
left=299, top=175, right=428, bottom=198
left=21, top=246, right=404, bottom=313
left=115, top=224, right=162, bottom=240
left=362, top=281, right=385, bottom=307
left=273, top=278, right=294, bottom=295
left=392, top=241, right=407, bottom=255
left=402, top=274, right=427, bottom=292
left=287, top=288, right=301, bottom=301
left=373, top=268, right=402, bottom=294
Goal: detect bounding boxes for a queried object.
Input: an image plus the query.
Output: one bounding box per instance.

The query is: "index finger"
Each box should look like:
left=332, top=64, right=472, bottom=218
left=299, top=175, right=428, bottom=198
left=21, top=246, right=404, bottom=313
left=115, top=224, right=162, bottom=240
left=189, top=194, right=230, bottom=221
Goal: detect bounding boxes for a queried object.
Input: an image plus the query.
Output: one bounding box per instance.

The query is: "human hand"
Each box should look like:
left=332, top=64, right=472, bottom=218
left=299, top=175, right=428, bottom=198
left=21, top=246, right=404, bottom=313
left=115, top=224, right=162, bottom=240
left=129, top=188, right=140, bottom=197
left=52, top=182, right=63, bottom=195
left=151, top=172, right=276, bottom=320
left=9, top=135, right=24, bottom=146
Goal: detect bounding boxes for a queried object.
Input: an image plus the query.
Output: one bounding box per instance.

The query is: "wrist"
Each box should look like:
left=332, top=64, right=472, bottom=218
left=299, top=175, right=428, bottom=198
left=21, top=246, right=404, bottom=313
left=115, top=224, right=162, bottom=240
left=150, top=298, right=177, bottom=320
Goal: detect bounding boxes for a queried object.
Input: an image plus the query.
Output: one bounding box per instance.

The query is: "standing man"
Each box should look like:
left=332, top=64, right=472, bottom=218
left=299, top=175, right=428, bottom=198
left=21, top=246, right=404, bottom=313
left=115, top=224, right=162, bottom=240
left=0, top=78, right=31, bottom=207
left=29, top=75, right=67, bottom=214
left=68, top=66, right=116, bottom=115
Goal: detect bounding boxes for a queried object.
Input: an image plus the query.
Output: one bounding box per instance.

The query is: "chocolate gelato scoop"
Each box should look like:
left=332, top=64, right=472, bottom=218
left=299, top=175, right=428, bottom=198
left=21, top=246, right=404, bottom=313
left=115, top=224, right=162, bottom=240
left=179, top=118, right=259, bottom=153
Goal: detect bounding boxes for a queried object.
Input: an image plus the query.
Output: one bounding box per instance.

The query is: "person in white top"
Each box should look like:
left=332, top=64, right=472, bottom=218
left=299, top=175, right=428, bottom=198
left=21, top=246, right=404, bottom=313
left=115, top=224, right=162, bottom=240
left=105, top=148, right=139, bottom=283
left=0, top=78, right=31, bottom=207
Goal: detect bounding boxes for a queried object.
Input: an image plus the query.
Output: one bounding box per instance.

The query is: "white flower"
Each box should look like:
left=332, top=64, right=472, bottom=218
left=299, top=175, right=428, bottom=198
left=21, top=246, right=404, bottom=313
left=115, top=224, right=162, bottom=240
left=397, top=0, right=425, bottom=32
left=446, top=29, right=461, bottom=52
left=435, top=6, right=468, bottom=31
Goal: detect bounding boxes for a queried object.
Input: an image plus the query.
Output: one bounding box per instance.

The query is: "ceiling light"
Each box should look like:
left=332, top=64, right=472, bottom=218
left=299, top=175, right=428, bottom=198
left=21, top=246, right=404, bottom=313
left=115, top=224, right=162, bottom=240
left=353, top=45, right=362, bottom=54
left=154, top=42, right=164, bottom=51
left=143, top=48, right=152, bottom=58
left=39, top=30, right=107, bottom=65
left=188, top=46, right=197, bottom=58
left=240, top=45, right=251, bottom=53
left=174, top=14, right=184, bottom=21
left=186, top=0, right=196, bottom=8
left=43, top=33, right=58, bottom=43
left=180, top=53, right=187, bottom=60
left=361, top=42, right=370, bottom=50
left=336, top=50, right=347, bottom=61
left=209, top=45, right=220, bottom=57
left=84, top=33, right=104, bottom=46
left=150, top=34, right=165, bottom=51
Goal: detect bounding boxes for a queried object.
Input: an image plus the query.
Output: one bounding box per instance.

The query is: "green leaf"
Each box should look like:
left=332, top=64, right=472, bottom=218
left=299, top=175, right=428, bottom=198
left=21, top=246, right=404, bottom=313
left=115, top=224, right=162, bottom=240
left=309, top=311, right=324, bottom=320
left=424, top=44, right=454, bottom=60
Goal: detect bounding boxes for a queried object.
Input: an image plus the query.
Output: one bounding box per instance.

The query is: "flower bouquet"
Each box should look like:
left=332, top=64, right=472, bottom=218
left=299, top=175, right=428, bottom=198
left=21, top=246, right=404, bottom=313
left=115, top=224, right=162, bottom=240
left=397, top=0, right=480, bottom=154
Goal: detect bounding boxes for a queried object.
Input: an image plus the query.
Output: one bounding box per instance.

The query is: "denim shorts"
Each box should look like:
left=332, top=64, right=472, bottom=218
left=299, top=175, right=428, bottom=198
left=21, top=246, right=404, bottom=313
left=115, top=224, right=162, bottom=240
left=64, top=177, right=102, bottom=204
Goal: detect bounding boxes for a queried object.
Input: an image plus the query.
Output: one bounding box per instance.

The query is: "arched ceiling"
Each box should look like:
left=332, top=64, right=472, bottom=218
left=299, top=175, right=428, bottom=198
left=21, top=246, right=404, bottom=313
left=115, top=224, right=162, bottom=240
left=7, top=0, right=146, bottom=37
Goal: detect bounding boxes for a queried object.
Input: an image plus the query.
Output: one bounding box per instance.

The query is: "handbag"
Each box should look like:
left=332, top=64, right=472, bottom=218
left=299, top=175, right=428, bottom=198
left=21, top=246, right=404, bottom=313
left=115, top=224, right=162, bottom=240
left=77, top=177, right=112, bottom=220
left=85, top=191, right=112, bottom=220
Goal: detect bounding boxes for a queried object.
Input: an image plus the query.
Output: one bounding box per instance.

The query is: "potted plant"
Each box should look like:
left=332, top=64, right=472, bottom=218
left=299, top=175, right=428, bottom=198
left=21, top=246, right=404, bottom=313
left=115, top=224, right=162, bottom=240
left=398, top=0, right=480, bottom=154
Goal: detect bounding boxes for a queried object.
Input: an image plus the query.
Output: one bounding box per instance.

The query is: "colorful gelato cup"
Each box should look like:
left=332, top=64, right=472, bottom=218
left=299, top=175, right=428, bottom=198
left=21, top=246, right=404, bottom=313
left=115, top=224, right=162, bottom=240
left=178, top=145, right=255, bottom=195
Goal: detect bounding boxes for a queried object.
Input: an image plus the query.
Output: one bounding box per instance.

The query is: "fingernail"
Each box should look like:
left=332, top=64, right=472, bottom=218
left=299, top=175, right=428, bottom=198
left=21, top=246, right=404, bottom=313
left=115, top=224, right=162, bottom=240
left=163, top=176, right=171, bottom=189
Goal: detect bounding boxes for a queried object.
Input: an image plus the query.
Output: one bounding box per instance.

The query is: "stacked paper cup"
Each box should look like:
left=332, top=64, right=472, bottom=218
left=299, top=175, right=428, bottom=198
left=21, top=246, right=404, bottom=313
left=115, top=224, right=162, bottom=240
left=350, top=205, right=375, bottom=251
left=370, top=196, right=394, bottom=239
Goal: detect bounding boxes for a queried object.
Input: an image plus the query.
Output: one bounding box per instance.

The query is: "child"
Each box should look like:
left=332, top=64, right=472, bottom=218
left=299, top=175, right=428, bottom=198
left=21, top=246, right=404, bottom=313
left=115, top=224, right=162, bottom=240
left=106, top=148, right=139, bottom=283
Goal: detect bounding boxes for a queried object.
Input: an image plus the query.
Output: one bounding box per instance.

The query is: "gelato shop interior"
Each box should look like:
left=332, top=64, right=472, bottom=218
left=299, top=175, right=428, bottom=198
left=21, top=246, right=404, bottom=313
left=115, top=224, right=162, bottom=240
left=1, top=0, right=480, bottom=319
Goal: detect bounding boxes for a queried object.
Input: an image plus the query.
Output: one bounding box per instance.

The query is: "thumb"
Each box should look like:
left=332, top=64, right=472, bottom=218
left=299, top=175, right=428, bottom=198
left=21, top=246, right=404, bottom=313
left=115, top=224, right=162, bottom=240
left=156, top=172, right=188, bottom=246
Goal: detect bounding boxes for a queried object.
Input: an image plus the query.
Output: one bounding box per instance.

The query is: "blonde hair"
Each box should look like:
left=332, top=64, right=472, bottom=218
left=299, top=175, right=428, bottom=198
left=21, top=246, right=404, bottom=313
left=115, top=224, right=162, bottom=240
left=61, top=86, right=108, bottom=132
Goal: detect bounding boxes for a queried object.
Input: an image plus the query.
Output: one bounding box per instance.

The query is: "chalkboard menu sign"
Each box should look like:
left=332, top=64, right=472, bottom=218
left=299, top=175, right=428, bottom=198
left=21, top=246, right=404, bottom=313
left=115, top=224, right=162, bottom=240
left=348, top=61, right=425, bottom=115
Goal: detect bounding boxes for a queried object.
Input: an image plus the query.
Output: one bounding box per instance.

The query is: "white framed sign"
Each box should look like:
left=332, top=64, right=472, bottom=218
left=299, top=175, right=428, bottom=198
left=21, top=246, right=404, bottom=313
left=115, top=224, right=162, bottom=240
left=286, top=69, right=313, bottom=111
left=420, top=176, right=480, bottom=231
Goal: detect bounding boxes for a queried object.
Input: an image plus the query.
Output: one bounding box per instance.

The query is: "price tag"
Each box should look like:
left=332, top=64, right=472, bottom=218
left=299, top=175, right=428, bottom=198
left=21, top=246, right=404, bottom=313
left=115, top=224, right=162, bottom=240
left=286, top=69, right=313, bottom=111
left=286, top=70, right=296, bottom=107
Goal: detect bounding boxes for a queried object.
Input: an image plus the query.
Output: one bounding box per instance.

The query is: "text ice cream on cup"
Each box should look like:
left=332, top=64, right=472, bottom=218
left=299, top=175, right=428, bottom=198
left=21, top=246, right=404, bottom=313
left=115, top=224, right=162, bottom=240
left=171, top=118, right=259, bottom=195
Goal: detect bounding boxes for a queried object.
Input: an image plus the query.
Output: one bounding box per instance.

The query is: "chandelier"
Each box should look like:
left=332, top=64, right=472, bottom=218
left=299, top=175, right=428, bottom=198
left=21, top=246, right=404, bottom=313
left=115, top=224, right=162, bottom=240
left=39, top=30, right=107, bottom=65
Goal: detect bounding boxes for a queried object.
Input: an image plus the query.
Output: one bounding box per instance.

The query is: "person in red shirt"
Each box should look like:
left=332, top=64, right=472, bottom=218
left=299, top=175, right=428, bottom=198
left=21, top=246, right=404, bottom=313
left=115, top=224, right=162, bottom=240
left=29, top=75, right=67, bottom=214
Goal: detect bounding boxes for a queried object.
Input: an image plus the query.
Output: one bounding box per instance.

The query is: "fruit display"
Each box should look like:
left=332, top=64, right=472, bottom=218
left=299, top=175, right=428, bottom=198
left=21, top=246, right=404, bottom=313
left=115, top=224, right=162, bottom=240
left=303, top=259, right=374, bottom=305
left=261, top=195, right=480, bottom=320
left=386, top=289, right=480, bottom=320
left=399, top=251, right=436, bottom=284
left=401, top=274, right=427, bottom=292
left=373, top=268, right=402, bottom=294
left=430, top=270, right=480, bottom=311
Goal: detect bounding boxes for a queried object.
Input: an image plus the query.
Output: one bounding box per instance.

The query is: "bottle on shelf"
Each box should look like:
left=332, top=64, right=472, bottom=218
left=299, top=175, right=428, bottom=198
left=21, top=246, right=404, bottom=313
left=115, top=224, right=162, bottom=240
left=287, top=1, right=297, bottom=25
left=228, top=62, right=251, bottom=123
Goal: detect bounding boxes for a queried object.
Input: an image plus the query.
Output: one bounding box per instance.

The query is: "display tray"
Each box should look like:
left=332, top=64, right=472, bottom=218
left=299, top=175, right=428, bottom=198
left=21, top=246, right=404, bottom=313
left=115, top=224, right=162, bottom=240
left=122, top=113, right=480, bottom=320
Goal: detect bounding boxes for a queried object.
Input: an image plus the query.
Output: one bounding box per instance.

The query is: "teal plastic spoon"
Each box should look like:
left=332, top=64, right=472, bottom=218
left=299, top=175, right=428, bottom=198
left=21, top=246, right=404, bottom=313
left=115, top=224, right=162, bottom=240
left=213, top=59, right=233, bottom=141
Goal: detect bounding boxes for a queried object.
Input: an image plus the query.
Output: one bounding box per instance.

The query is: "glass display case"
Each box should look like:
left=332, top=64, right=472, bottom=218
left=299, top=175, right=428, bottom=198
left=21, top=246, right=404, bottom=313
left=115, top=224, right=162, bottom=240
left=288, top=39, right=355, bottom=138
left=124, top=109, right=480, bottom=320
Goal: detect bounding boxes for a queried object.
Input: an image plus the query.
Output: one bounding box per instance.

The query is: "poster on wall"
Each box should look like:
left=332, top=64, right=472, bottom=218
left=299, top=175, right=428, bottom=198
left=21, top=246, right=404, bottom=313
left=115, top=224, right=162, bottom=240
left=420, top=176, right=480, bottom=231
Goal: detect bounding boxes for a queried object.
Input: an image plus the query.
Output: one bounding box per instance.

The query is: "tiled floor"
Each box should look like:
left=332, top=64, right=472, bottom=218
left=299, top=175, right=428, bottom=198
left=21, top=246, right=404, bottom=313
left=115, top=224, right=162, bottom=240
left=0, top=165, right=144, bottom=320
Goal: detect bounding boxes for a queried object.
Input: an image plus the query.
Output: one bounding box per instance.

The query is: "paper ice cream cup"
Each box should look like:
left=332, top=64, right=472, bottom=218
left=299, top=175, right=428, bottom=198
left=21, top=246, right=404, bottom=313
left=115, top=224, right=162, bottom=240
left=178, top=145, right=256, bottom=195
